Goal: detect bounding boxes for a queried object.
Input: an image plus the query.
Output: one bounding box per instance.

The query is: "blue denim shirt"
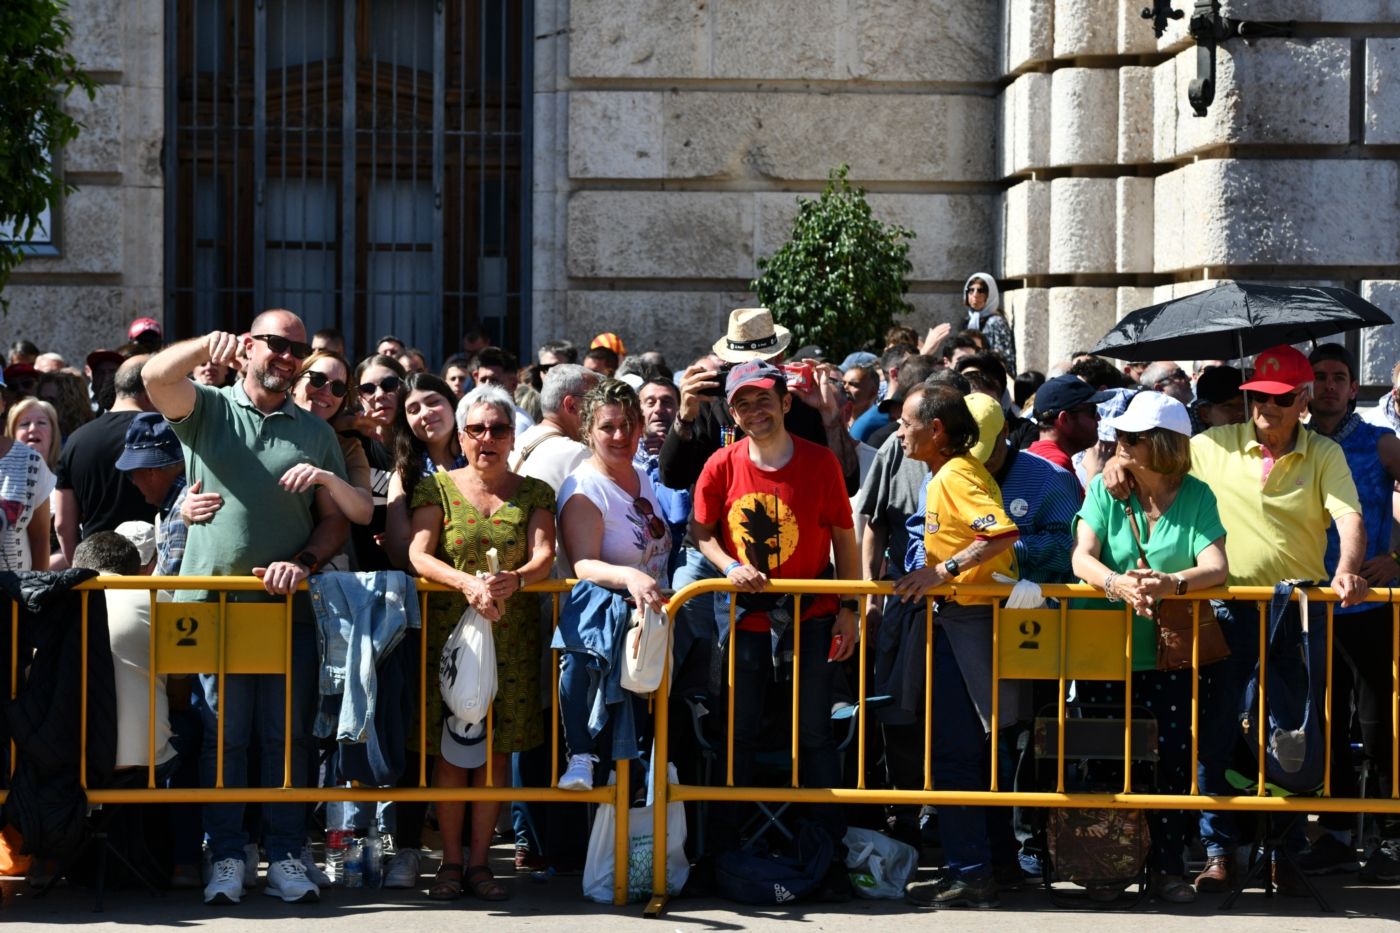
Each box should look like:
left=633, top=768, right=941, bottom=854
left=309, top=571, right=420, bottom=743
left=1318, top=414, right=1398, bottom=614
left=550, top=580, right=638, bottom=761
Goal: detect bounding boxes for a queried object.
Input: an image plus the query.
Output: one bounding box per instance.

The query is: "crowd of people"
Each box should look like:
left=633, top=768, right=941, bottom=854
left=1, top=272, right=1398, bottom=912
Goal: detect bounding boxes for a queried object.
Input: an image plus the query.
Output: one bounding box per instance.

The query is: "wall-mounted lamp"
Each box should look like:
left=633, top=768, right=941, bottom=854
left=1142, top=1, right=1295, bottom=117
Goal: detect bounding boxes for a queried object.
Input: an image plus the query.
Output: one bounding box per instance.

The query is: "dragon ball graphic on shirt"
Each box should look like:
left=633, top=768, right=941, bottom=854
left=726, top=492, right=798, bottom=575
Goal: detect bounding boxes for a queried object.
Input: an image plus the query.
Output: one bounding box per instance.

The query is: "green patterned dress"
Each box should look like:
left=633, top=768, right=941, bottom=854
left=411, top=470, right=555, bottom=754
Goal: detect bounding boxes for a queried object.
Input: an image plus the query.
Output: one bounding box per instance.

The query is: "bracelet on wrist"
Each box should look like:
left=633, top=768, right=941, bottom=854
left=723, top=560, right=742, bottom=576
left=1103, top=572, right=1120, bottom=602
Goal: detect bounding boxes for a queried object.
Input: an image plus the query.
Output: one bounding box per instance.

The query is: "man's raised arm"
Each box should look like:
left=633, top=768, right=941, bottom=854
left=143, top=332, right=240, bottom=421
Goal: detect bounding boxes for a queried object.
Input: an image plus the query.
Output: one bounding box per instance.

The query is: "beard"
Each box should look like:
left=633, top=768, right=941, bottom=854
left=254, top=360, right=295, bottom=394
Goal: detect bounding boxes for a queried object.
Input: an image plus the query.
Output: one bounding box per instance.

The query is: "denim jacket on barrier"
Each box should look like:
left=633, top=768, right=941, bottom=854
left=550, top=580, right=638, bottom=761
left=309, top=571, right=420, bottom=744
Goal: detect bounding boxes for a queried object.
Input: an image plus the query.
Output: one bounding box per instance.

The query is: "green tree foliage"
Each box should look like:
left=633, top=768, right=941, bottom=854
left=0, top=0, right=95, bottom=310
left=752, top=165, right=914, bottom=359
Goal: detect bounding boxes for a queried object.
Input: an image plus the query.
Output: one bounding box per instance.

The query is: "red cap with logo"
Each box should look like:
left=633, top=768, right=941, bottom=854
left=1240, top=345, right=1313, bottom=395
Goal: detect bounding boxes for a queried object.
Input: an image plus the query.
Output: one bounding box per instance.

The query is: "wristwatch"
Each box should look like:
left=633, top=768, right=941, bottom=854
left=1173, top=574, right=1187, bottom=596
left=294, top=550, right=321, bottom=573
left=839, top=599, right=860, bottom=613
left=943, top=557, right=960, bottom=578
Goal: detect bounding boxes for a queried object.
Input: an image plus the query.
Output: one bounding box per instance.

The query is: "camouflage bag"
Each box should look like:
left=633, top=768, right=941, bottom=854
left=1046, top=807, right=1149, bottom=886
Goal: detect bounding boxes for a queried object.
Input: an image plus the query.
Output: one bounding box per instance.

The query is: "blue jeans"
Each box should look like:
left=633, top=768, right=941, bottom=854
left=930, top=626, right=993, bottom=882
left=670, top=547, right=719, bottom=669
left=1198, top=599, right=1306, bottom=856
left=199, top=617, right=318, bottom=864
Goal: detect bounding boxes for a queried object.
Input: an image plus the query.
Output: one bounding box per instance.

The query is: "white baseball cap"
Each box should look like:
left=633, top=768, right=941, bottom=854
left=1102, top=390, right=1192, bottom=437
left=439, top=716, right=487, bottom=770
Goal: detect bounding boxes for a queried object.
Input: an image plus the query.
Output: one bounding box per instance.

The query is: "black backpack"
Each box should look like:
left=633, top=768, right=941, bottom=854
left=715, top=822, right=833, bottom=905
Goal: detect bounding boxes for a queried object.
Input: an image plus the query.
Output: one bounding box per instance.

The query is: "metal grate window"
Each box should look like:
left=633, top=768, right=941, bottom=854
left=165, top=0, right=530, bottom=361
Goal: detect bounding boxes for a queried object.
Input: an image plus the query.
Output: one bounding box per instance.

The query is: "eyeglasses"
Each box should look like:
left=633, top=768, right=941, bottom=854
left=302, top=371, right=347, bottom=397
left=358, top=375, right=402, bottom=396
left=966, top=285, right=988, bottom=295
left=1253, top=390, right=1299, bottom=407
left=1118, top=431, right=1148, bottom=446
left=1154, top=370, right=1189, bottom=387
left=252, top=334, right=313, bottom=360
left=633, top=497, right=667, bottom=540
left=461, top=422, right=513, bottom=440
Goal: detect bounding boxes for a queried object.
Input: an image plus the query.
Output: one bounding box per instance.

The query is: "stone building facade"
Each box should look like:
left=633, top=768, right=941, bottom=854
left=8, top=0, right=1400, bottom=380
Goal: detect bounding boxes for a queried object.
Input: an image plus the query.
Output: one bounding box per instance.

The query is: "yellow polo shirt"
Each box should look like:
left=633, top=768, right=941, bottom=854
left=923, top=454, right=1019, bottom=605
left=1189, top=422, right=1359, bottom=586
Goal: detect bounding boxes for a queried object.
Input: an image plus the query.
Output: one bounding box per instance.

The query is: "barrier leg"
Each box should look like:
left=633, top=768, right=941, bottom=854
left=645, top=606, right=674, bottom=917
left=613, top=756, right=630, bottom=906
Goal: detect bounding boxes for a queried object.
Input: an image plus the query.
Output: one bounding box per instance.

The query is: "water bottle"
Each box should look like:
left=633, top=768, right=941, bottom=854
left=343, top=839, right=364, bottom=888
left=324, top=829, right=350, bottom=885
left=363, top=826, right=384, bottom=888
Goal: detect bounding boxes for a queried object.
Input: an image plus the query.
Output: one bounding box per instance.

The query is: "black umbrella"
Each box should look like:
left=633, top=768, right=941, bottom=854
left=1088, top=282, right=1392, bottom=362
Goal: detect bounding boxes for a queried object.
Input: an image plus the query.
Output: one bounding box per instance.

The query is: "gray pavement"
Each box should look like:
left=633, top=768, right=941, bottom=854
left=2, top=853, right=1397, bottom=931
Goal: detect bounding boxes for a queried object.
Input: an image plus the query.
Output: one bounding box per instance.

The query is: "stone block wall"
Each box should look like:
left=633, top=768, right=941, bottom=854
left=537, top=0, right=1004, bottom=365
left=3, top=0, right=164, bottom=364
left=999, top=3, right=1400, bottom=382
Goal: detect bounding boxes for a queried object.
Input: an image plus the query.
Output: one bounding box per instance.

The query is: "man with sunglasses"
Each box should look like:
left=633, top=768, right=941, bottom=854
left=142, top=309, right=351, bottom=906
left=1180, top=344, right=1367, bottom=894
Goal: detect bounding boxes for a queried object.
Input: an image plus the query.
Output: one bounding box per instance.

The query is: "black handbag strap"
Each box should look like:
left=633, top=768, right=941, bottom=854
left=1121, top=497, right=1152, bottom=569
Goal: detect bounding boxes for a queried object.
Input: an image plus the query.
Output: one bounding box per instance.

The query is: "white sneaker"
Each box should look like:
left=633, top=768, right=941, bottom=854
left=299, top=845, right=332, bottom=888
left=382, top=848, right=421, bottom=889
left=558, top=754, right=599, bottom=791
left=243, top=842, right=260, bottom=889
left=203, top=857, right=245, bottom=905
left=265, top=857, right=320, bottom=903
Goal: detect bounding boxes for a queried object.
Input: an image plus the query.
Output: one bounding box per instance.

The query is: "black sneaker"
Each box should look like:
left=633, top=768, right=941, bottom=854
left=1360, top=841, right=1400, bottom=885
left=1299, top=834, right=1361, bottom=875
left=905, top=874, right=998, bottom=909
left=992, top=862, right=1024, bottom=891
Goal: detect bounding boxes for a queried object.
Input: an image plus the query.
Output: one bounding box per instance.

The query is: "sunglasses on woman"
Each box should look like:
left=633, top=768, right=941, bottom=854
left=252, top=333, right=313, bottom=360
left=966, top=285, right=988, bottom=295
left=358, top=375, right=402, bottom=396
left=633, top=497, right=667, bottom=540
left=302, top=371, right=348, bottom=397
left=1118, top=431, right=1149, bottom=446
left=461, top=422, right=513, bottom=440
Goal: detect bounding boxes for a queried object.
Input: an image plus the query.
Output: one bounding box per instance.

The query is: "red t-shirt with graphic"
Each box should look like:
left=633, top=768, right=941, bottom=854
left=694, top=436, right=853, bottom=633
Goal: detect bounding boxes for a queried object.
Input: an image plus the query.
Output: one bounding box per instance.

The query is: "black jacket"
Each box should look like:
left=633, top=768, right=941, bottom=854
left=1, top=569, right=117, bottom=860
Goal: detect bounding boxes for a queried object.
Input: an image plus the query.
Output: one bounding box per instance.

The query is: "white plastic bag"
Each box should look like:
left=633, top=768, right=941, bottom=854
left=994, top=571, right=1045, bottom=610
left=843, top=826, right=918, bottom=899
left=439, top=606, right=497, bottom=727
left=582, top=763, right=688, bottom=903
left=619, top=605, right=669, bottom=695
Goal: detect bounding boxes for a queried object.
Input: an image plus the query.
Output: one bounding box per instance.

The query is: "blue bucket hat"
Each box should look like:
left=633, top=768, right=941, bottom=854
left=114, top=412, right=184, bottom=471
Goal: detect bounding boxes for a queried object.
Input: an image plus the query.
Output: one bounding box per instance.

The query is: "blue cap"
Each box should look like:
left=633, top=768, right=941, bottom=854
left=114, top=412, right=183, bottom=471
left=839, top=351, right=878, bottom=373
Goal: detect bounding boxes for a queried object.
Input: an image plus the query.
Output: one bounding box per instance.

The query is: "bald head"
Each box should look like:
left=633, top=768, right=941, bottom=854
left=114, top=354, right=150, bottom=400
left=249, top=309, right=306, bottom=340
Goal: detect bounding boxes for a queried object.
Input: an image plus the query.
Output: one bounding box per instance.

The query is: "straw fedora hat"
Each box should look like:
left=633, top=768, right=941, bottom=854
left=712, top=308, right=792, bottom=363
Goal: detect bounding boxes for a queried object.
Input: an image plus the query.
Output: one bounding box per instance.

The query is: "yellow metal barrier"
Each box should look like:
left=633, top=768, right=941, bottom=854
left=0, top=575, right=640, bottom=907
left=645, top=579, right=1400, bottom=916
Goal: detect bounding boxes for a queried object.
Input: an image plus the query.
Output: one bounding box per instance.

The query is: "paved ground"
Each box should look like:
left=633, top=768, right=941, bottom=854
left=3, top=855, right=1397, bottom=931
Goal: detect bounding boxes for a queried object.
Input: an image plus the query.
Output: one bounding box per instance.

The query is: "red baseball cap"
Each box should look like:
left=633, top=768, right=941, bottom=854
left=128, top=316, right=162, bottom=341
left=1240, top=345, right=1313, bottom=394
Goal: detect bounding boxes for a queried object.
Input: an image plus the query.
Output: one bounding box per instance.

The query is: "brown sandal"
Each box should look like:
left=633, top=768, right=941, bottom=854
left=428, top=862, right=464, bottom=900
left=466, top=864, right=508, bottom=901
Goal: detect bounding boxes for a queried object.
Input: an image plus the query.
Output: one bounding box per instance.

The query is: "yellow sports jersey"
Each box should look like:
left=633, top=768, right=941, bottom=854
left=923, top=454, right=1019, bottom=605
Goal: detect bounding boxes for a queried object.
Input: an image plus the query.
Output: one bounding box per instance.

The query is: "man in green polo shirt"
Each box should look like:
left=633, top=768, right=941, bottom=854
left=144, top=309, right=349, bottom=906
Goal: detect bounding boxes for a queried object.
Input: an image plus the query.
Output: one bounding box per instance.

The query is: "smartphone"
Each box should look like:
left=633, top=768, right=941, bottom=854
left=700, top=362, right=735, bottom=398
left=827, top=632, right=845, bottom=662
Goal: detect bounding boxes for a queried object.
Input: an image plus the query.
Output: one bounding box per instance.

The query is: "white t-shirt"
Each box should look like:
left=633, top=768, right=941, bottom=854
left=105, top=588, right=176, bottom=769
left=509, top=423, right=589, bottom=498
left=557, top=460, right=671, bottom=582
left=0, top=441, right=56, bottom=572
